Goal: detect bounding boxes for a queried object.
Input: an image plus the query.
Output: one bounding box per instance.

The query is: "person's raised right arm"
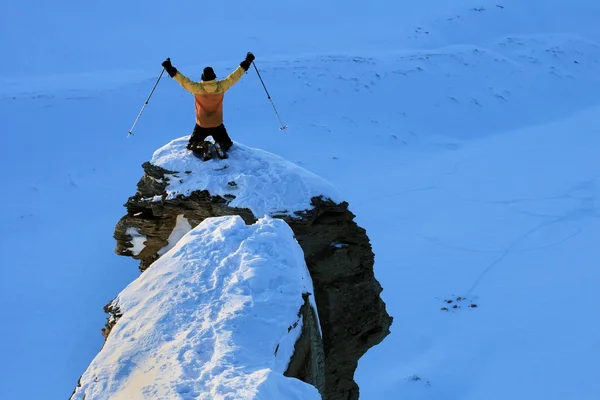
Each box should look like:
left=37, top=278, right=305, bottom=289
left=162, top=58, right=207, bottom=94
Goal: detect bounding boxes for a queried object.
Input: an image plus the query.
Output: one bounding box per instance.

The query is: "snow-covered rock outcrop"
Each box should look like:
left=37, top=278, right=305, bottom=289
left=104, top=138, right=392, bottom=399
left=72, top=216, right=322, bottom=400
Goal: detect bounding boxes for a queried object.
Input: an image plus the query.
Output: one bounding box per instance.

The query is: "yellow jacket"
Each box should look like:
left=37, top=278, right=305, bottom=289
left=173, top=66, right=246, bottom=128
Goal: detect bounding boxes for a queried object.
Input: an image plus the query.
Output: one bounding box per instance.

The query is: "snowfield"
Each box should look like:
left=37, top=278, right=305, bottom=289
left=353, top=104, right=600, bottom=400
left=71, top=216, right=321, bottom=400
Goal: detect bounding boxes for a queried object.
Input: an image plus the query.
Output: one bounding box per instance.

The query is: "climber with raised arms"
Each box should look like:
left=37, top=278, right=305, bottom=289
left=161, top=52, right=255, bottom=160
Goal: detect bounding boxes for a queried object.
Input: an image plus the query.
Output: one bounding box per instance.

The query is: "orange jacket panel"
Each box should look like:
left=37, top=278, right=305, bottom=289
left=173, top=66, right=246, bottom=127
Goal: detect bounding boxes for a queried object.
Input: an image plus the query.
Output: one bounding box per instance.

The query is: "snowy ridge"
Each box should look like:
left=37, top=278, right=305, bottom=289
left=149, top=137, right=342, bottom=217
left=71, top=215, right=321, bottom=400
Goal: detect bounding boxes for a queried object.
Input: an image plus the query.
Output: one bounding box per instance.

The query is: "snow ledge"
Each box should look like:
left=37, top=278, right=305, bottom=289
left=148, top=137, right=342, bottom=218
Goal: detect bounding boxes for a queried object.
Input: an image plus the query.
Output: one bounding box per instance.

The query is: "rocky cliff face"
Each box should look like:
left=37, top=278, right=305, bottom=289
left=110, top=157, right=393, bottom=399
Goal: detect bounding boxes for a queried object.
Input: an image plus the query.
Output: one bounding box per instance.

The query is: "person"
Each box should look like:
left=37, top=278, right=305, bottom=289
left=161, top=52, right=255, bottom=160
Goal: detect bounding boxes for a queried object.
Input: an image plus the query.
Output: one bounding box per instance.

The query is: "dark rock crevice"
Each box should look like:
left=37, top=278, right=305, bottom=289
left=284, top=292, right=326, bottom=396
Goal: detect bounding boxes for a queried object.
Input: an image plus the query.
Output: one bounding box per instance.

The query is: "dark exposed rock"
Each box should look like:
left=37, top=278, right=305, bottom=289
left=285, top=292, right=326, bottom=395
left=100, top=301, right=122, bottom=341
left=110, top=162, right=392, bottom=400
left=136, top=161, right=177, bottom=198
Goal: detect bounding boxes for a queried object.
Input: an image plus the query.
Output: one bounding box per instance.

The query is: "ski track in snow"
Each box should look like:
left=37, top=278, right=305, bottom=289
left=464, top=175, right=600, bottom=293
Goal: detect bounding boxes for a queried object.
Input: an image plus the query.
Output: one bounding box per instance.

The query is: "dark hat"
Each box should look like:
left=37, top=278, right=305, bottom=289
left=201, top=67, right=216, bottom=81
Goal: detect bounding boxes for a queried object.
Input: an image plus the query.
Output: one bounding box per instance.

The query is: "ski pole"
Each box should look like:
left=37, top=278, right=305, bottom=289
left=128, top=67, right=165, bottom=137
left=252, top=62, right=288, bottom=131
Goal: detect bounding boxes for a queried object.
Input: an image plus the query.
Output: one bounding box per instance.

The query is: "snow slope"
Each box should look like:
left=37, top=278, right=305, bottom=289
left=354, top=104, right=600, bottom=400
left=2, top=0, right=600, bottom=399
left=71, top=215, right=320, bottom=400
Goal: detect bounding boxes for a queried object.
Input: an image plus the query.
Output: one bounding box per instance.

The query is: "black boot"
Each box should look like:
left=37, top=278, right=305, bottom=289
left=201, top=141, right=213, bottom=161
left=188, top=141, right=213, bottom=161
left=220, top=141, right=233, bottom=152
left=213, top=142, right=229, bottom=159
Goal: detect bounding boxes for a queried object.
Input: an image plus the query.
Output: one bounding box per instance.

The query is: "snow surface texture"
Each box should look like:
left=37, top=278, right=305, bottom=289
left=125, top=227, right=146, bottom=256
left=150, top=138, right=342, bottom=217
left=71, top=215, right=321, bottom=400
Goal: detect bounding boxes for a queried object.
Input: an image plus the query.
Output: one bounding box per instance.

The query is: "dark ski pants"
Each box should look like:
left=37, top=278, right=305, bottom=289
left=188, top=124, right=233, bottom=151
